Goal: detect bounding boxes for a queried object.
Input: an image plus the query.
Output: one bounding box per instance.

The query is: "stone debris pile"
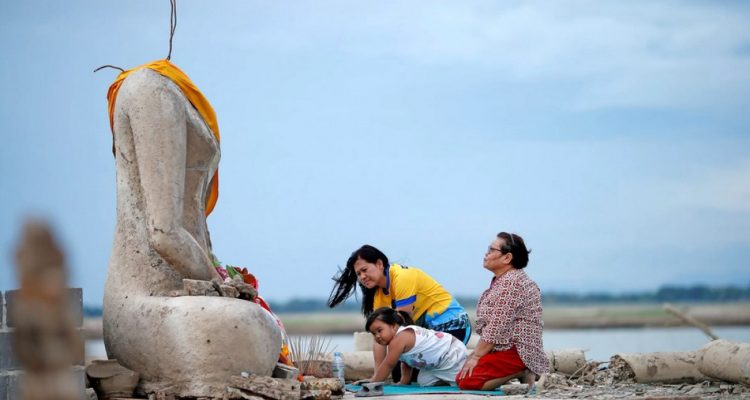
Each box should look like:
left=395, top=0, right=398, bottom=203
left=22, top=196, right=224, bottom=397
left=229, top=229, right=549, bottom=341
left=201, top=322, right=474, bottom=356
left=224, top=373, right=344, bottom=400
left=540, top=371, right=748, bottom=399
left=536, top=343, right=750, bottom=399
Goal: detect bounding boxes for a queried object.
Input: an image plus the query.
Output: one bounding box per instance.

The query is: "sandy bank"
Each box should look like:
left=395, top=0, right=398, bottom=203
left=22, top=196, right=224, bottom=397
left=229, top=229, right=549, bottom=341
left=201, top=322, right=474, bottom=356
left=83, top=302, right=750, bottom=339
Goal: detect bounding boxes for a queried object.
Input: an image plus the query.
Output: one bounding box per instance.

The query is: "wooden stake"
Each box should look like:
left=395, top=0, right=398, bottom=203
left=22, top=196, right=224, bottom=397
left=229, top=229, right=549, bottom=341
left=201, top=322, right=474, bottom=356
left=663, top=303, right=719, bottom=341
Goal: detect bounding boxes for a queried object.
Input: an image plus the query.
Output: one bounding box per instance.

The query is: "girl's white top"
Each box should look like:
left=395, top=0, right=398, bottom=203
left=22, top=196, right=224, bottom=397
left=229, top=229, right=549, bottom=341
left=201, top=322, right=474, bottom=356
left=397, top=325, right=464, bottom=370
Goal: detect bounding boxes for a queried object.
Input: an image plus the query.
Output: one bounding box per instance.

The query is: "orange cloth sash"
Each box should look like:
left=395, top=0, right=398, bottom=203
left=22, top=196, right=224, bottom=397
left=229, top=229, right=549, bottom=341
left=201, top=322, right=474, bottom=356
left=106, top=59, right=219, bottom=216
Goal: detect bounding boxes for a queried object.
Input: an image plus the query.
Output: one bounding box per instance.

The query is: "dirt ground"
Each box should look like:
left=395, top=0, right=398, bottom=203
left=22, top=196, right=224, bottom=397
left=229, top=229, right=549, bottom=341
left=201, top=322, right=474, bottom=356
left=340, top=375, right=750, bottom=399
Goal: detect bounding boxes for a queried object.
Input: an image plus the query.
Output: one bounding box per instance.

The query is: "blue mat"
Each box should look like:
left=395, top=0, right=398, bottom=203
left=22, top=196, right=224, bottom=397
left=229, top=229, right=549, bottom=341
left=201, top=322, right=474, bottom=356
left=345, top=383, right=505, bottom=396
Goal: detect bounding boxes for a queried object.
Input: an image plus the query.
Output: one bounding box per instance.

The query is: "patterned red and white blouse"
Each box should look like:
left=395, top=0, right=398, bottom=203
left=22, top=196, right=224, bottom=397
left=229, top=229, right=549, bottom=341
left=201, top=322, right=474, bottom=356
left=475, top=268, right=550, bottom=374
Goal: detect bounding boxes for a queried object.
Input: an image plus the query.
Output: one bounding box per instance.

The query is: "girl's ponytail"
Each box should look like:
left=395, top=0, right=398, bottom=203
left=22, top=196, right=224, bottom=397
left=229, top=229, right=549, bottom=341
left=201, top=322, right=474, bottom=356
left=365, top=307, right=416, bottom=332
left=397, top=310, right=414, bottom=326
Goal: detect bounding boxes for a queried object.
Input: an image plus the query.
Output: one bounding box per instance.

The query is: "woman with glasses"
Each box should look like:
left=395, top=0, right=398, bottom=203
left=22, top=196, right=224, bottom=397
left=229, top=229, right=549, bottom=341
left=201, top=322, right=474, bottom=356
left=328, top=244, right=471, bottom=381
left=456, top=232, right=550, bottom=391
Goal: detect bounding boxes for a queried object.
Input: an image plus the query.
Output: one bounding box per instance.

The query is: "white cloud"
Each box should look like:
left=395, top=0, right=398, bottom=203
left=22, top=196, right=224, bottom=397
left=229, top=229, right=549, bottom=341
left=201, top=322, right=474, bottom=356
left=233, top=1, right=750, bottom=112
left=664, top=159, right=750, bottom=213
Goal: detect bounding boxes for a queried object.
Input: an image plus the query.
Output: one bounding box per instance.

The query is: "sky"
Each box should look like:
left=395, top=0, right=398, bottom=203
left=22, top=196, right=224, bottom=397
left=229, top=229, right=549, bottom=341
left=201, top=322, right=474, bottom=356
left=1, top=1, right=749, bottom=306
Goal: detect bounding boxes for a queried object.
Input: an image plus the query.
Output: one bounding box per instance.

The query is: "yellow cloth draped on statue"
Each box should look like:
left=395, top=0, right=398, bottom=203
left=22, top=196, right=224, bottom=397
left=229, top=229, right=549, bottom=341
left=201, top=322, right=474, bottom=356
left=106, top=59, right=220, bottom=216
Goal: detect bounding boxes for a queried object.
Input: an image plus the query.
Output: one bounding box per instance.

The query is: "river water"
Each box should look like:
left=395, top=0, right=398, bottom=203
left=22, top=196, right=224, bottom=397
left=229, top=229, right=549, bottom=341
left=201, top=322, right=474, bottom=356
left=87, top=326, right=750, bottom=362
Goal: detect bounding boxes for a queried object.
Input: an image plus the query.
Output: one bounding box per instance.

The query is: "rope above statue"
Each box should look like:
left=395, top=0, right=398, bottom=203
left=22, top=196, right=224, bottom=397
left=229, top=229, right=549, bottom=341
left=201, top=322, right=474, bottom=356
left=106, top=59, right=220, bottom=216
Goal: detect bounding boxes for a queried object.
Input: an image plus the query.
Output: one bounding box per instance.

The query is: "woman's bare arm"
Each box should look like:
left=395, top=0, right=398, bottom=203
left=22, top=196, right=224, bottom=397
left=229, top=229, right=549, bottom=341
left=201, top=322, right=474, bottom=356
left=457, top=339, right=495, bottom=380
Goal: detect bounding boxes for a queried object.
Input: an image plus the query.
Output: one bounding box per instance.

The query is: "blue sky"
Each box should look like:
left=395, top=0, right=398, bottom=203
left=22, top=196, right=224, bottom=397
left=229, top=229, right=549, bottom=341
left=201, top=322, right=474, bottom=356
left=1, top=1, right=749, bottom=306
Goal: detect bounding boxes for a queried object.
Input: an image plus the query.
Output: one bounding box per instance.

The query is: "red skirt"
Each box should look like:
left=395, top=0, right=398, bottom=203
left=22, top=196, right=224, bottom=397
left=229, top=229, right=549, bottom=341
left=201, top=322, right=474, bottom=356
left=456, top=346, right=526, bottom=390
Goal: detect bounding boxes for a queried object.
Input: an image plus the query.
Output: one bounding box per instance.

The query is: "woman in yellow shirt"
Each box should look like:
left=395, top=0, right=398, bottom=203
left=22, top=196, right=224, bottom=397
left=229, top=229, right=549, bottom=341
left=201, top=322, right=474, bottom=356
left=328, top=245, right=471, bottom=380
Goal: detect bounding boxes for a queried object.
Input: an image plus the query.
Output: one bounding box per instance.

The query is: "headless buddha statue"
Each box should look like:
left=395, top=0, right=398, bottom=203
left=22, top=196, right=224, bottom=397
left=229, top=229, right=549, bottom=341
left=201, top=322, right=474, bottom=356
left=102, top=60, right=281, bottom=398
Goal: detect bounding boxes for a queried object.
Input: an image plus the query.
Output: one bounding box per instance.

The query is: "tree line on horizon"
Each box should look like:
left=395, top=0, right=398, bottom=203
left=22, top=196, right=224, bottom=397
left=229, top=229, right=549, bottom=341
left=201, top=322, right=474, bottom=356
left=83, top=284, right=750, bottom=316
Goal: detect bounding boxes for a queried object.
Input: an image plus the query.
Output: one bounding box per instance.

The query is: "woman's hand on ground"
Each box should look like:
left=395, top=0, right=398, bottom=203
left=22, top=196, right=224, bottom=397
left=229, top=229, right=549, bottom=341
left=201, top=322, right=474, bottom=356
left=457, top=355, right=479, bottom=380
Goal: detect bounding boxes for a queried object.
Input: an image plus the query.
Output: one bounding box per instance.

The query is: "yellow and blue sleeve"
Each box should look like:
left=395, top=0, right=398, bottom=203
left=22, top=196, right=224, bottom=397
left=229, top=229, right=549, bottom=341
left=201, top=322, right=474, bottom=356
left=392, top=265, right=419, bottom=309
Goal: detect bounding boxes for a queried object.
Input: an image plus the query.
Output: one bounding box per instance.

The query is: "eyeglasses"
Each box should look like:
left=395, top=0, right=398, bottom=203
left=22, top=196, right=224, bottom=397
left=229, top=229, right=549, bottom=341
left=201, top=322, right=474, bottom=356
left=487, top=233, right=516, bottom=255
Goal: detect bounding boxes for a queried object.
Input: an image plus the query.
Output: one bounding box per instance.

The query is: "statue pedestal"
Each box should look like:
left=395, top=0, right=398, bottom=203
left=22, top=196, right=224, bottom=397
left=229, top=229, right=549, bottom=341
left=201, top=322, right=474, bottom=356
left=104, top=295, right=282, bottom=397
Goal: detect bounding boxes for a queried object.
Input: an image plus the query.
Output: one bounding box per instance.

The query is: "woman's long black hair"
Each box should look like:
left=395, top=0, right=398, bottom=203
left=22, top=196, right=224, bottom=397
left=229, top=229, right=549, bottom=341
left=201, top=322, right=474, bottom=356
left=327, top=244, right=389, bottom=316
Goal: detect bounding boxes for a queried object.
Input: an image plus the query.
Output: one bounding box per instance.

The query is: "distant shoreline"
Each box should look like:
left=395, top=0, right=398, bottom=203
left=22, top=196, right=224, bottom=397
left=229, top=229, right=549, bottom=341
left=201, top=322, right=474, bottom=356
left=83, top=302, right=750, bottom=339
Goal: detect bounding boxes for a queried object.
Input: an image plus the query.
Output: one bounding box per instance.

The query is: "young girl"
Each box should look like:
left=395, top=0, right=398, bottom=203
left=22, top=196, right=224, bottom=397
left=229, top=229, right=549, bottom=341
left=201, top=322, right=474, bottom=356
left=364, top=307, right=468, bottom=387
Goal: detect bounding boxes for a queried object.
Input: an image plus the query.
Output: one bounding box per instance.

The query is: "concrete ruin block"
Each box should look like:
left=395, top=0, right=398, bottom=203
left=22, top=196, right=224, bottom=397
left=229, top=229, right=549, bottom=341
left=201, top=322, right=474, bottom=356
left=0, top=373, right=7, bottom=400
left=2, top=368, right=85, bottom=400
left=353, top=332, right=372, bottom=352
left=500, top=383, right=533, bottom=396
left=6, top=291, right=21, bottom=328
left=224, top=387, right=265, bottom=400
left=228, top=374, right=300, bottom=400
left=183, top=279, right=220, bottom=296
left=301, top=388, right=333, bottom=400
left=219, top=285, right=240, bottom=298
left=300, top=377, right=344, bottom=393
left=610, top=351, right=708, bottom=384
left=225, top=277, right=258, bottom=301
left=150, top=391, right=177, bottom=400
left=0, top=328, right=86, bottom=371
left=546, top=348, right=587, bottom=376
left=3, top=371, right=21, bottom=400
left=86, top=359, right=139, bottom=399
left=67, top=288, right=83, bottom=327
left=0, top=331, right=19, bottom=371
left=72, top=328, right=85, bottom=366
left=0, top=326, right=84, bottom=372
left=4, top=288, right=83, bottom=328
left=340, top=351, right=374, bottom=381
left=8, top=372, right=23, bottom=400
left=72, top=366, right=87, bottom=396
left=698, top=339, right=750, bottom=386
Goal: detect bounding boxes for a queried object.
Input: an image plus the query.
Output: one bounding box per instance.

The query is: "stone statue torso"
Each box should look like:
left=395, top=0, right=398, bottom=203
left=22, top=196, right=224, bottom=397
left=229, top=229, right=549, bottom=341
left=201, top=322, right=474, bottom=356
left=106, top=68, right=219, bottom=297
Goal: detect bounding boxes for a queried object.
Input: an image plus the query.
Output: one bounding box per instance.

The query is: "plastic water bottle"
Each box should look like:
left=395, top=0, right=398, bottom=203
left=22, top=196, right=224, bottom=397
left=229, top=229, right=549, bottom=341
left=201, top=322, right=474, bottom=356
left=332, top=351, right=345, bottom=384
